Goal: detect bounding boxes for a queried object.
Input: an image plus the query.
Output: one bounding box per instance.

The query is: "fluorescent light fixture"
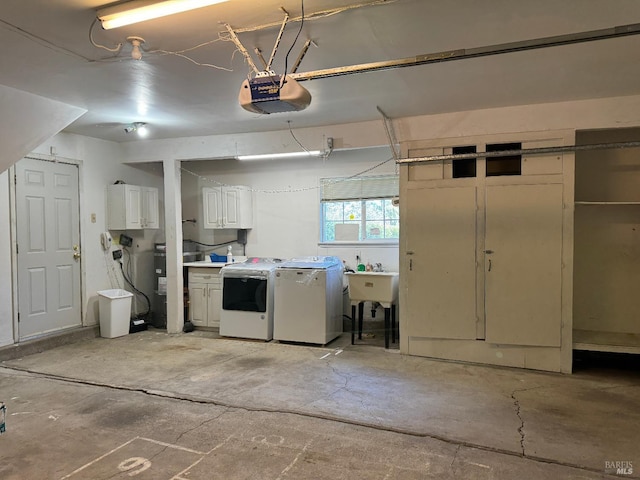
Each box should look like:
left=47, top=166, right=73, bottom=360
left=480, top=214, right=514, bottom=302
left=237, top=150, right=323, bottom=161
left=97, top=0, right=229, bottom=30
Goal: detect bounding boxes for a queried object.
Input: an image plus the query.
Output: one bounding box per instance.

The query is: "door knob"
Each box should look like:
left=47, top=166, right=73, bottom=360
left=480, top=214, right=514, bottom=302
left=73, top=251, right=81, bottom=260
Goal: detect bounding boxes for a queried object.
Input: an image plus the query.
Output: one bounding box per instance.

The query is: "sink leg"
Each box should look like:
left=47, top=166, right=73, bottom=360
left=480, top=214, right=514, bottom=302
left=351, top=304, right=356, bottom=345
left=391, top=304, right=397, bottom=343
left=358, top=302, right=364, bottom=340
left=384, top=307, right=390, bottom=349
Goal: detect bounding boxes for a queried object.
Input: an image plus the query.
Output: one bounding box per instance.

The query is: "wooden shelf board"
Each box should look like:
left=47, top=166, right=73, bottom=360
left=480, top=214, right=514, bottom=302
left=573, top=329, right=640, bottom=353
left=575, top=201, right=640, bottom=205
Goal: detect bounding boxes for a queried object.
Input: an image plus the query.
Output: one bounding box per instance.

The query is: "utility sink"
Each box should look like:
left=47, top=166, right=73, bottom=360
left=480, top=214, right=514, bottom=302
left=345, top=272, right=399, bottom=305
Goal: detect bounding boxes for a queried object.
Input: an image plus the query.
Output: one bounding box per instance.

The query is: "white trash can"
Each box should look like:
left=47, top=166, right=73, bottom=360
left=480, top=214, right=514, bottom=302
left=97, top=289, right=133, bottom=338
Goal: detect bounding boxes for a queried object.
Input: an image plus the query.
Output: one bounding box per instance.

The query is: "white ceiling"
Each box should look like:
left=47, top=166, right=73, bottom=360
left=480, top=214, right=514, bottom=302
left=1, top=0, right=640, bottom=143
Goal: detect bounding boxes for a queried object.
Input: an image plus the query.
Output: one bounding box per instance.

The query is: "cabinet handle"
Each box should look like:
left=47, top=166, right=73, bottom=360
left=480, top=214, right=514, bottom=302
left=488, top=259, right=492, bottom=272
left=409, top=259, right=413, bottom=271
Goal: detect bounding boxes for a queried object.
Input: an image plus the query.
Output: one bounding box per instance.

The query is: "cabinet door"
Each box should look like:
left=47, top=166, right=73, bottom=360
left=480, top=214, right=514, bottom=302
left=189, top=284, right=207, bottom=327
left=142, top=187, right=159, bottom=229
left=203, top=187, right=222, bottom=229
left=125, top=184, right=143, bottom=229
left=485, top=183, right=563, bottom=347
left=207, top=285, right=222, bottom=327
left=222, top=188, right=240, bottom=228
left=405, top=186, right=478, bottom=339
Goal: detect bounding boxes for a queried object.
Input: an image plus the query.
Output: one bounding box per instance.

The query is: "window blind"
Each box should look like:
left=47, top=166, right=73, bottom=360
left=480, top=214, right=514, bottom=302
left=320, top=175, right=399, bottom=201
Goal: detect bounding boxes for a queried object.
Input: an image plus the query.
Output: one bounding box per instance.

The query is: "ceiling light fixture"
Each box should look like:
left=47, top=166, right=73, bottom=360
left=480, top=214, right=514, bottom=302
left=124, top=122, right=149, bottom=137
left=127, top=36, right=145, bottom=60
left=237, top=150, right=323, bottom=161
left=97, top=0, right=230, bottom=30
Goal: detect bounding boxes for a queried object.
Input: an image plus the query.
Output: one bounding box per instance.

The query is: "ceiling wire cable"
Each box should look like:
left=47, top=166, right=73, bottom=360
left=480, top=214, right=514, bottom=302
left=232, top=0, right=396, bottom=34
left=89, top=18, right=122, bottom=53
left=147, top=49, right=234, bottom=71
left=146, top=35, right=235, bottom=71
left=281, top=0, right=305, bottom=84
left=287, top=121, right=313, bottom=155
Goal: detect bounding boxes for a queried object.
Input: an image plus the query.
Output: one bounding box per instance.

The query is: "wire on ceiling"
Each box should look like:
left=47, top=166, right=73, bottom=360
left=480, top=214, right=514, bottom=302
left=232, top=0, right=397, bottom=34
left=89, top=18, right=122, bottom=53
left=282, top=0, right=305, bottom=81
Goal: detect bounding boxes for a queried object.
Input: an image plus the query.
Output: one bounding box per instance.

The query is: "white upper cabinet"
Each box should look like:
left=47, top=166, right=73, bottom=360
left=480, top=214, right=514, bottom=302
left=202, top=186, right=253, bottom=229
left=107, top=184, right=159, bottom=230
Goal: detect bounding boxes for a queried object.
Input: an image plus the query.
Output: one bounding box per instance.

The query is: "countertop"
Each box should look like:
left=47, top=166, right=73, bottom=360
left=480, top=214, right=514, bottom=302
left=184, top=256, right=248, bottom=268
left=183, top=261, right=228, bottom=268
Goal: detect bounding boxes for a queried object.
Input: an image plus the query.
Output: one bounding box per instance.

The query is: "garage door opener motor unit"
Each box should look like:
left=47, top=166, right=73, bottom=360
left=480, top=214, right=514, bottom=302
left=239, top=73, right=311, bottom=114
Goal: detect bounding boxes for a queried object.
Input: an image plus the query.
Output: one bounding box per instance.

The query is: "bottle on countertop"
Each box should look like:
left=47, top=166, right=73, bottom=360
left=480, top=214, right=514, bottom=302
left=227, top=245, right=233, bottom=264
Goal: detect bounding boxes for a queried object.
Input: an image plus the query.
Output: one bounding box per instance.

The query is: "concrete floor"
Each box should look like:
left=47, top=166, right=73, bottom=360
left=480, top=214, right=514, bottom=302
left=0, top=327, right=638, bottom=479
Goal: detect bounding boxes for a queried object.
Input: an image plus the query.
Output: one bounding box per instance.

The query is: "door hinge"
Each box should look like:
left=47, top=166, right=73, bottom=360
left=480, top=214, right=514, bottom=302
left=17, top=312, right=20, bottom=323
left=16, top=244, right=18, bottom=254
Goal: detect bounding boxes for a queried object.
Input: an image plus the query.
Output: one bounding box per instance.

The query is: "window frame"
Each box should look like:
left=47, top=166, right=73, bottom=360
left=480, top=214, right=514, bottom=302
left=319, top=175, right=399, bottom=245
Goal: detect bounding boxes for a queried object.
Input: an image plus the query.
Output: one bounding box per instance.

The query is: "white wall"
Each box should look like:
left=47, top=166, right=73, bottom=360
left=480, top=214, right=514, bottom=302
left=181, top=146, right=399, bottom=271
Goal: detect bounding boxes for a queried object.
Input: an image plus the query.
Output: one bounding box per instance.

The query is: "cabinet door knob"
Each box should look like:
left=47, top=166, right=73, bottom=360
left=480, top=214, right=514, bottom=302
left=484, top=249, right=494, bottom=254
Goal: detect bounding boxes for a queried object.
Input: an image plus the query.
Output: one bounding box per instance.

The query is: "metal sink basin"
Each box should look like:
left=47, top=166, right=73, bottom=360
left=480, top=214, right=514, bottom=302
left=345, top=272, right=399, bottom=305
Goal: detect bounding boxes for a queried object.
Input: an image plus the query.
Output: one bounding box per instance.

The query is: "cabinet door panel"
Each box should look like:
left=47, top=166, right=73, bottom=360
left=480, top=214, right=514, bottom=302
left=485, top=183, right=563, bottom=347
left=143, top=187, right=159, bottom=229
left=208, top=286, right=221, bottom=327
left=125, top=185, right=142, bottom=229
left=223, top=189, right=240, bottom=227
left=203, top=187, right=222, bottom=228
left=189, top=284, right=207, bottom=327
left=406, top=186, right=478, bottom=339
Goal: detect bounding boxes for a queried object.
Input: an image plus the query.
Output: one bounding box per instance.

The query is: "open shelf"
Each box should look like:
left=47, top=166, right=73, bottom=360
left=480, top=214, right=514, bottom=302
left=575, top=201, right=640, bottom=205
left=573, top=329, right=640, bottom=354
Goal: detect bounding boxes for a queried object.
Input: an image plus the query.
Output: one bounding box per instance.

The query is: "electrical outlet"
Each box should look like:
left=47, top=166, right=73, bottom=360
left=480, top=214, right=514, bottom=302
left=112, top=249, right=123, bottom=260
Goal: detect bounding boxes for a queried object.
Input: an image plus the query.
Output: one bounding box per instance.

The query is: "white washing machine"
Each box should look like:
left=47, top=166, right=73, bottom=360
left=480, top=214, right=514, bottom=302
left=273, top=256, right=344, bottom=345
left=220, top=258, right=282, bottom=340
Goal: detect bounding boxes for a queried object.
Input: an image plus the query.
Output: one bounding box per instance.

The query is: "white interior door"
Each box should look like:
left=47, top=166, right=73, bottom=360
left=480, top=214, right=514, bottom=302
left=485, top=183, right=563, bottom=347
left=16, top=158, right=81, bottom=339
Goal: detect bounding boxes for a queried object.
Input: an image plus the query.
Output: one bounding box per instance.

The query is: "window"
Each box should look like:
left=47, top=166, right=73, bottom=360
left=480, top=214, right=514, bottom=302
left=320, top=175, right=399, bottom=242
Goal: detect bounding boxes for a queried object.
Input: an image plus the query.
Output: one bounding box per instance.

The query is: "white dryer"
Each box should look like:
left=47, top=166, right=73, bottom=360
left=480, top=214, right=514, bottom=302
left=220, top=258, right=282, bottom=340
left=273, top=256, right=344, bottom=345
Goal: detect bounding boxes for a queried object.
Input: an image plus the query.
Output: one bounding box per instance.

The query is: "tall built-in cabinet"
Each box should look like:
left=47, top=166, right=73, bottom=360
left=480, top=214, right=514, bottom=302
left=400, top=131, right=574, bottom=373
left=202, top=186, right=253, bottom=229
left=573, top=128, right=640, bottom=354
left=107, top=184, right=159, bottom=230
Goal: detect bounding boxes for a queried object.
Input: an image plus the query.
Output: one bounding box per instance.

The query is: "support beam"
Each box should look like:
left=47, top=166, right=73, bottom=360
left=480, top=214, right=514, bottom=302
left=163, top=158, right=184, bottom=334
left=290, top=23, right=640, bottom=82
